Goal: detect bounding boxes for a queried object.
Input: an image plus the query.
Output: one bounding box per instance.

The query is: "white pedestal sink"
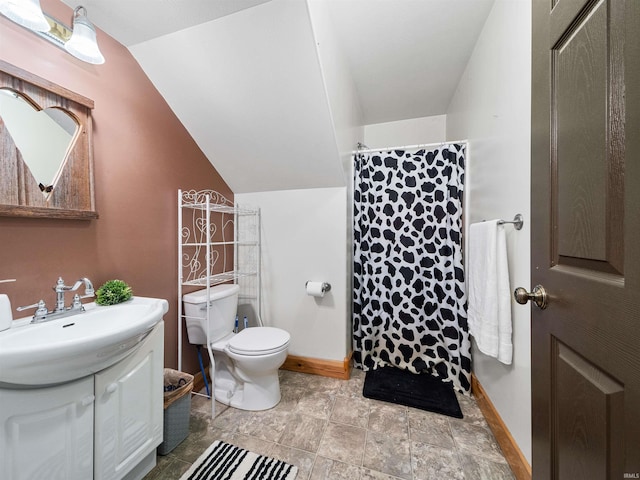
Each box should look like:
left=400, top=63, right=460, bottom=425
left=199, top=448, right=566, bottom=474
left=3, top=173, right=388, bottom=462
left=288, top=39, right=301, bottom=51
left=0, top=296, right=168, bottom=387
left=0, top=296, right=168, bottom=480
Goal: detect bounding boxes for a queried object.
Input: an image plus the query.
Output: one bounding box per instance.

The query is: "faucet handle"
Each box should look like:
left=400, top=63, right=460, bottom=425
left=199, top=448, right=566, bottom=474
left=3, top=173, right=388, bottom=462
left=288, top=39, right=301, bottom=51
left=72, top=294, right=84, bottom=309
left=54, top=277, right=66, bottom=291
left=17, top=300, right=48, bottom=316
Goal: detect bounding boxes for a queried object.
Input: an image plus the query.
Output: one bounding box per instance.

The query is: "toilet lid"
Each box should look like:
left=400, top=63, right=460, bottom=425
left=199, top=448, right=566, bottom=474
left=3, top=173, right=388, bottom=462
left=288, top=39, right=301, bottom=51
left=228, top=327, right=290, bottom=356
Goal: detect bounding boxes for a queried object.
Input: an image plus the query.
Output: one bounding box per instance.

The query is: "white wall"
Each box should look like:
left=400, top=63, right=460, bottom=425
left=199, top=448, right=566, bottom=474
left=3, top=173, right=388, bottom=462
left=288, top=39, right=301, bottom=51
left=236, top=188, right=349, bottom=361
left=363, top=115, right=447, bottom=148
left=306, top=0, right=365, bottom=348
left=446, top=0, right=532, bottom=464
left=130, top=0, right=346, bottom=194
left=307, top=0, right=364, bottom=178
left=232, top=2, right=363, bottom=363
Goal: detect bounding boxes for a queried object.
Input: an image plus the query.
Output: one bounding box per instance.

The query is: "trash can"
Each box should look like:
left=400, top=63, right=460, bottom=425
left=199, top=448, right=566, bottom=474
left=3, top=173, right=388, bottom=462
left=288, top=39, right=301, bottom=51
left=157, top=368, right=194, bottom=455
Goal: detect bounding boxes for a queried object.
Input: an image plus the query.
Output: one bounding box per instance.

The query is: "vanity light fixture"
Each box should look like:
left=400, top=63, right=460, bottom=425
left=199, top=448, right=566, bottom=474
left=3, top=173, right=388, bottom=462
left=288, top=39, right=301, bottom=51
left=64, top=6, right=104, bottom=65
left=0, top=2, right=105, bottom=65
left=0, top=0, right=50, bottom=32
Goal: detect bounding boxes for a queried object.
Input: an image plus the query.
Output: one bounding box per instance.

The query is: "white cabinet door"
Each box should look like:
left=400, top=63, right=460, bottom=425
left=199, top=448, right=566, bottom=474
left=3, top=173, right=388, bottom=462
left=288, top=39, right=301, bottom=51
left=94, top=322, right=164, bottom=480
left=0, top=376, right=95, bottom=480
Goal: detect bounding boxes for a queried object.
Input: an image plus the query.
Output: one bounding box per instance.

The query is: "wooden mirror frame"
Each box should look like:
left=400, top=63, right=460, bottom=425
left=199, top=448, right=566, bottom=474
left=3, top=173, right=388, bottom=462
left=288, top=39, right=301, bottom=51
left=0, top=60, right=97, bottom=219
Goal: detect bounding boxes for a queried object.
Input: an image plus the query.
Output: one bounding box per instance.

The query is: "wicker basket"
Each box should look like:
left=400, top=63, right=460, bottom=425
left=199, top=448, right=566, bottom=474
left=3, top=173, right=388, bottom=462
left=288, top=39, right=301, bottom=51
left=158, top=369, right=194, bottom=455
left=162, top=368, right=194, bottom=408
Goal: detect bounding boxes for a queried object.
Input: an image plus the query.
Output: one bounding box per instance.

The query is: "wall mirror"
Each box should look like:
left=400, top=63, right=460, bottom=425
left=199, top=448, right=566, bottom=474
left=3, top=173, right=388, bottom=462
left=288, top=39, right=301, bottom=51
left=0, top=61, right=97, bottom=219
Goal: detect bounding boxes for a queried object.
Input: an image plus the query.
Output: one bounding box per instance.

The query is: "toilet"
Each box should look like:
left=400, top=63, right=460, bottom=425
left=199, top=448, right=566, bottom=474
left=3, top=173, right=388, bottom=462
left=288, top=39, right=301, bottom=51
left=182, top=284, right=290, bottom=411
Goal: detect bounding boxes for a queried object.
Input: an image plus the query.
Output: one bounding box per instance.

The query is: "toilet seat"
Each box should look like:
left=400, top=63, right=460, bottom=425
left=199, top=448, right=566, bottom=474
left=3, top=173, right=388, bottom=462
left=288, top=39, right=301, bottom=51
left=228, top=327, right=290, bottom=356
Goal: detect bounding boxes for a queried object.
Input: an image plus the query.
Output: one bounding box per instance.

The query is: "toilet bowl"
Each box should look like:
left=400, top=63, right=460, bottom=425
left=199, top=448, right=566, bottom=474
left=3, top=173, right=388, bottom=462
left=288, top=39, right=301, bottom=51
left=182, top=285, right=290, bottom=411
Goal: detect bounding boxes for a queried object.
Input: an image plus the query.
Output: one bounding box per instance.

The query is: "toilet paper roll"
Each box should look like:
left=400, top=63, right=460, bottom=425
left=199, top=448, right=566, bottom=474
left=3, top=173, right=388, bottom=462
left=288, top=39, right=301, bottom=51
left=306, top=281, right=326, bottom=298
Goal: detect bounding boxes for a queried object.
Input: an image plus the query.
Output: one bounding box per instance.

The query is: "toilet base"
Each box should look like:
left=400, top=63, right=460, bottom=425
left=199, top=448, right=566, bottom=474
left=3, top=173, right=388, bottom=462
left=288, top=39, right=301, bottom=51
left=205, top=331, right=288, bottom=412
left=213, top=372, right=281, bottom=411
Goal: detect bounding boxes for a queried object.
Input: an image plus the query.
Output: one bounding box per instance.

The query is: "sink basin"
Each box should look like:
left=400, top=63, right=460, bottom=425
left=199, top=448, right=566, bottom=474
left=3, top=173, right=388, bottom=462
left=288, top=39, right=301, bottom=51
left=0, top=296, right=168, bottom=387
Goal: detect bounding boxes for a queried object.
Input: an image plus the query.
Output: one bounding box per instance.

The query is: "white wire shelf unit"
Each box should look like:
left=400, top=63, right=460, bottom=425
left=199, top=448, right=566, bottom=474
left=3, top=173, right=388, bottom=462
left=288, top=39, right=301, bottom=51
left=177, top=189, right=261, bottom=373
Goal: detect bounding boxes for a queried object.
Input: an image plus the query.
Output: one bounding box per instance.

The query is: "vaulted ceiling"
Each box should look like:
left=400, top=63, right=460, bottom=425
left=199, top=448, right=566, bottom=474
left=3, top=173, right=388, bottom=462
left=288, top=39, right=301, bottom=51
left=61, top=0, right=494, bottom=193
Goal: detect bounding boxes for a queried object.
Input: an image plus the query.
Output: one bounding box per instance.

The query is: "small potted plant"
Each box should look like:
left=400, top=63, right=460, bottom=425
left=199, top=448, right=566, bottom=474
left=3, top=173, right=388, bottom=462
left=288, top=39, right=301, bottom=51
left=96, top=279, right=133, bottom=306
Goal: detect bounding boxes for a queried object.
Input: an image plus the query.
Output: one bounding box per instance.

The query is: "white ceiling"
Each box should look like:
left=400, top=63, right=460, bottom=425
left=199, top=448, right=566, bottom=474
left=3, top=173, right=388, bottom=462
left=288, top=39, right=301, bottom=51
left=63, top=0, right=494, bottom=125
left=323, top=0, right=495, bottom=124
left=60, top=0, right=495, bottom=193
left=125, top=0, right=347, bottom=193
left=60, top=0, right=272, bottom=46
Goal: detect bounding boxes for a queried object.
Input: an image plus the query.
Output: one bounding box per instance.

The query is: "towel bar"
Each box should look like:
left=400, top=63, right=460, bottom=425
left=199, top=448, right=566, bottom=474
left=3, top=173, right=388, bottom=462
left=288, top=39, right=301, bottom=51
left=498, top=214, right=523, bottom=230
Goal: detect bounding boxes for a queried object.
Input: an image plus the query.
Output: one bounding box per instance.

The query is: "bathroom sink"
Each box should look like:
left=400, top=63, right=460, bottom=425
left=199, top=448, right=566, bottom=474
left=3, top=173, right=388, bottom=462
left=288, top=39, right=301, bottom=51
left=0, top=296, right=168, bottom=387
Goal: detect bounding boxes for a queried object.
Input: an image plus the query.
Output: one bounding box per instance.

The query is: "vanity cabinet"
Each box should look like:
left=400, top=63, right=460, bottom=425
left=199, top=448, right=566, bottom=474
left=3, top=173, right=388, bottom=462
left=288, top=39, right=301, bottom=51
left=0, top=322, right=164, bottom=480
left=95, top=322, right=164, bottom=480
left=0, top=376, right=95, bottom=480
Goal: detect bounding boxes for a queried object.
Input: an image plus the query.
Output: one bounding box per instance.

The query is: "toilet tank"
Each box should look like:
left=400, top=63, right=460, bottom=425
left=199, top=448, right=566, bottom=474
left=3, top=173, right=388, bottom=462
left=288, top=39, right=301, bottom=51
left=182, top=284, right=240, bottom=345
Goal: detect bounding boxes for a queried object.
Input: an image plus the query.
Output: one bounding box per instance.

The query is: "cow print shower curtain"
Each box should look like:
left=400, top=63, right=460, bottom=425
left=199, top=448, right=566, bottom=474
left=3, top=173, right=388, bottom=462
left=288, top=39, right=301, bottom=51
left=352, top=144, right=471, bottom=393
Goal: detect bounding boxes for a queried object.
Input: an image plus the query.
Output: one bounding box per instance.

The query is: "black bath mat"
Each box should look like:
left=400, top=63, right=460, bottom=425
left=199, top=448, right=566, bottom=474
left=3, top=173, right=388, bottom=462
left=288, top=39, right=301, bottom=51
left=363, top=366, right=463, bottom=419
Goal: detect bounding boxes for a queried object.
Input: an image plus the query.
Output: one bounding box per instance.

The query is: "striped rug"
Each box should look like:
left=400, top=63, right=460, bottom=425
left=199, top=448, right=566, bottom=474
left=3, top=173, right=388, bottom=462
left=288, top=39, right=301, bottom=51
left=179, top=440, right=298, bottom=480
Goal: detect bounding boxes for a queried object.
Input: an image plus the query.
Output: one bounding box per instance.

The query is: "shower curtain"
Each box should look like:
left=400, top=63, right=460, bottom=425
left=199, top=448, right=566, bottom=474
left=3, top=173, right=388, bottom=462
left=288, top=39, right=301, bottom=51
left=352, top=144, right=471, bottom=393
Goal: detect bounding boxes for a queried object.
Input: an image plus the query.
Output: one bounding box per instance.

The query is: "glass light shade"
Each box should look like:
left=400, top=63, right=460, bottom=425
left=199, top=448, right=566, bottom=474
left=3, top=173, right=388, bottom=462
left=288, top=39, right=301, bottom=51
left=64, top=8, right=104, bottom=65
left=0, top=0, right=50, bottom=32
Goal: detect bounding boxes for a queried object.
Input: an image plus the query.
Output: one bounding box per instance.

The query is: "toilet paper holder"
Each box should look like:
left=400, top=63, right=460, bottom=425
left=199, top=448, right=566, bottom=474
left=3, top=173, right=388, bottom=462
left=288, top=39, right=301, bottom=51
left=305, top=281, right=331, bottom=294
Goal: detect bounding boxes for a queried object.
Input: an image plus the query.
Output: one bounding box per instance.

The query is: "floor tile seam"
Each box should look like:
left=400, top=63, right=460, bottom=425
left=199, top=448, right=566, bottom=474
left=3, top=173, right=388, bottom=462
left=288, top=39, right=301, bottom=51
left=325, top=392, right=338, bottom=418
left=407, top=429, right=416, bottom=480
left=156, top=456, right=192, bottom=480
left=361, top=428, right=373, bottom=470
left=315, top=454, right=366, bottom=479
left=364, top=398, right=374, bottom=431
left=162, top=451, right=180, bottom=461
left=271, top=418, right=304, bottom=451
left=447, top=414, right=507, bottom=463
left=423, top=438, right=468, bottom=477
left=245, top=426, right=283, bottom=445
left=362, top=428, right=412, bottom=480
left=407, top=425, right=455, bottom=451
left=270, top=442, right=317, bottom=479
left=170, top=457, right=192, bottom=467
left=460, top=446, right=510, bottom=465
left=271, top=418, right=288, bottom=445
left=457, top=415, right=493, bottom=432
left=321, top=420, right=369, bottom=468
left=361, top=467, right=408, bottom=480
left=444, top=415, right=461, bottom=455
left=449, top=431, right=509, bottom=466
left=456, top=449, right=514, bottom=477
left=306, top=451, right=319, bottom=480
left=411, top=442, right=474, bottom=480
left=326, top=414, right=367, bottom=430
left=273, top=441, right=316, bottom=458
left=314, top=415, right=333, bottom=457
left=294, top=411, right=333, bottom=423
left=450, top=425, right=468, bottom=460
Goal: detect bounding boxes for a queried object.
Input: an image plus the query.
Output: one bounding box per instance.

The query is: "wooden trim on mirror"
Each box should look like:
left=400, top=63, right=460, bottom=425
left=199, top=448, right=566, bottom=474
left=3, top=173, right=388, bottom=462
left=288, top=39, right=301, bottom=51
left=0, top=60, right=98, bottom=220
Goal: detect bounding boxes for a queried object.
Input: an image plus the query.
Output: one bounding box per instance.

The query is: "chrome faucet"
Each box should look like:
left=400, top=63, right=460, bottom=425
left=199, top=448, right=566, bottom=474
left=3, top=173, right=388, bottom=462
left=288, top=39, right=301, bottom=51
left=17, top=277, right=95, bottom=323
left=54, top=277, right=94, bottom=311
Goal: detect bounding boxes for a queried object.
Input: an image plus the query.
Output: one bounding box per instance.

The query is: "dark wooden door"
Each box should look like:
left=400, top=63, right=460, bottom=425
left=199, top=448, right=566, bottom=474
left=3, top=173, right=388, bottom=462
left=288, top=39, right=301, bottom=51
left=530, top=0, right=640, bottom=478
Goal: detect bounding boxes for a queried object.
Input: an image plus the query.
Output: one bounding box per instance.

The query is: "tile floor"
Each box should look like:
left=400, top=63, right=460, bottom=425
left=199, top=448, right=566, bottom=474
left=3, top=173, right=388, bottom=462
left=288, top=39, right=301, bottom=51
left=144, top=369, right=515, bottom=480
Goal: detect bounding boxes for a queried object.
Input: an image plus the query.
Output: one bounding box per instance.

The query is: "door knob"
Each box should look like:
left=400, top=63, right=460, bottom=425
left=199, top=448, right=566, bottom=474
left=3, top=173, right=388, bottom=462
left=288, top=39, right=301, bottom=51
left=514, top=285, right=548, bottom=310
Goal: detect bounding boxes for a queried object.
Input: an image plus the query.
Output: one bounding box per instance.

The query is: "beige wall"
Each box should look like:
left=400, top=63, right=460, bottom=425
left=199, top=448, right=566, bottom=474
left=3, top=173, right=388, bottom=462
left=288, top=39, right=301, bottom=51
left=0, top=0, right=231, bottom=373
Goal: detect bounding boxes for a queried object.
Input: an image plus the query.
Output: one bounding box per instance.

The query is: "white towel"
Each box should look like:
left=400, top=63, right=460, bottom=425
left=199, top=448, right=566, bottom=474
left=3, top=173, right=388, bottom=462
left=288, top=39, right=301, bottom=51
left=467, top=220, right=512, bottom=364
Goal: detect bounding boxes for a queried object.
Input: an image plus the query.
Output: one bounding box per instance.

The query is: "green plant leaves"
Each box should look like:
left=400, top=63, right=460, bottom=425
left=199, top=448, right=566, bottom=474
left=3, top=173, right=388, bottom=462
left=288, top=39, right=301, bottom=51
left=96, top=279, right=132, bottom=306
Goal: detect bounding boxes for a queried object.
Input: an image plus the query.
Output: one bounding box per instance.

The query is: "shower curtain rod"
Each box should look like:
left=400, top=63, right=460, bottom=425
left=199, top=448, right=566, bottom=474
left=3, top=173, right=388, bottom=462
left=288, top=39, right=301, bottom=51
left=352, top=139, right=468, bottom=155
